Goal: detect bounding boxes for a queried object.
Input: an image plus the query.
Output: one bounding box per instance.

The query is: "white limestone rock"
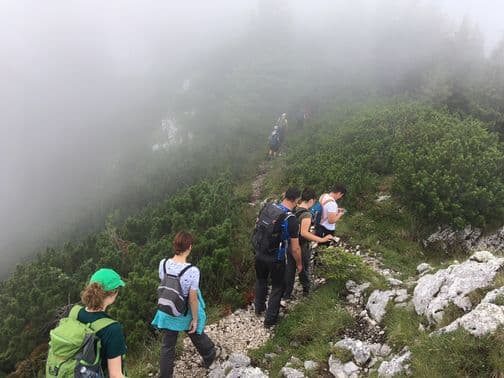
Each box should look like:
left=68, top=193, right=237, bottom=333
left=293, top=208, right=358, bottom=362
left=343, top=361, right=360, bottom=376
left=413, top=251, right=504, bottom=323
left=482, top=287, right=504, bottom=304
left=437, top=302, right=504, bottom=336
left=366, top=290, right=394, bottom=323
left=335, top=338, right=371, bottom=366
left=377, top=351, right=411, bottom=377
left=328, top=356, right=347, bottom=378
left=304, top=360, right=319, bottom=370
left=227, top=353, right=251, bottom=368
left=226, top=367, right=268, bottom=378
left=416, top=263, right=432, bottom=275
left=280, top=367, right=305, bottom=378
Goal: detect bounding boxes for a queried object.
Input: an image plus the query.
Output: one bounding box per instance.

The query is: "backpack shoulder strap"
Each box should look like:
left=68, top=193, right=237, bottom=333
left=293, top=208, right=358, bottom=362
left=163, top=258, right=168, bottom=276
left=178, top=264, right=193, bottom=278
left=90, top=317, right=118, bottom=333
left=320, top=194, right=335, bottom=206
left=69, top=305, right=83, bottom=320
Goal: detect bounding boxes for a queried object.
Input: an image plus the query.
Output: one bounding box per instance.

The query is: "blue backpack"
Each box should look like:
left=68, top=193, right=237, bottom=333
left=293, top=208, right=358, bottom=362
left=311, top=195, right=335, bottom=236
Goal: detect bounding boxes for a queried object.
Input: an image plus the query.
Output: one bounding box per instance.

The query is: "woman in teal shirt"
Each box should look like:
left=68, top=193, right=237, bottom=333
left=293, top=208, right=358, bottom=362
left=152, top=231, right=217, bottom=378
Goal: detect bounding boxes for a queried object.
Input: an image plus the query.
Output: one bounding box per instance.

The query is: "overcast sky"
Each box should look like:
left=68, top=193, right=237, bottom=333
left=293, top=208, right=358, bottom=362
left=1, top=0, right=503, bottom=276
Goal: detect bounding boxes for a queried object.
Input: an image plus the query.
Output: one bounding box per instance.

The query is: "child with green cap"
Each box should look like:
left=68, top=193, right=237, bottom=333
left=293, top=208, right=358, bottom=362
left=79, top=268, right=127, bottom=378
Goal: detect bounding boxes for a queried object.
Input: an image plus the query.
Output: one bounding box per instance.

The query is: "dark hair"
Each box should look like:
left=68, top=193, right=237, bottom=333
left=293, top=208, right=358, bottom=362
left=284, top=187, right=301, bottom=201
left=330, top=184, right=347, bottom=196
left=81, top=283, right=117, bottom=311
left=301, top=187, right=316, bottom=202
left=173, top=231, right=194, bottom=255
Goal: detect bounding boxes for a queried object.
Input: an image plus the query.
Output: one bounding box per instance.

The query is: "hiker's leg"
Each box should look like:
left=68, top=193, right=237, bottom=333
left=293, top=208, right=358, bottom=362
left=265, top=261, right=286, bottom=325
left=283, top=252, right=296, bottom=299
left=299, top=246, right=311, bottom=293
left=254, top=258, right=269, bottom=314
left=160, top=329, right=178, bottom=378
left=188, top=331, right=216, bottom=367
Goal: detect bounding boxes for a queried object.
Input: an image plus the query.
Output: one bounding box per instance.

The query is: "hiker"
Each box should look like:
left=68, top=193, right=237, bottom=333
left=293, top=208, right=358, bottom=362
left=277, top=113, right=288, bottom=143
left=152, top=231, right=218, bottom=378
left=283, top=188, right=334, bottom=299
left=45, top=268, right=127, bottom=378
left=252, top=187, right=302, bottom=328
left=315, top=184, right=347, bottom=238
left=268, top=125, right=281, bottom=158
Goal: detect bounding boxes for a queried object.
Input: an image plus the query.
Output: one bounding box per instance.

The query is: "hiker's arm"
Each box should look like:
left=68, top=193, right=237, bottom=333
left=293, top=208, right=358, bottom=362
left=327, top=211, right=338, bottom=224
left=188, top=289, right=199, bottom=334
left=107, top=356, right=124, bottom=378
left=300, top=218, right=332, bottom=243
left=290, top=237, right=303, bottom=272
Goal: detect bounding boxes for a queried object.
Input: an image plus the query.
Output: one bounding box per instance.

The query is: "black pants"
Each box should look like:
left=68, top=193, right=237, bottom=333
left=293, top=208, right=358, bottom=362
left=160, top=329, right=215, bottom=378
left=254, top=258, right=285, bottom=325
left=284, top=245, right=311, bottom=299
left=315, top=224, right=335, bottom=240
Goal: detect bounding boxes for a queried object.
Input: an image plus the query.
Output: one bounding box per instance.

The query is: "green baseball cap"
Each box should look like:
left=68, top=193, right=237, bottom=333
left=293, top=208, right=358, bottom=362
left=89, top=268, right=125, bottom=291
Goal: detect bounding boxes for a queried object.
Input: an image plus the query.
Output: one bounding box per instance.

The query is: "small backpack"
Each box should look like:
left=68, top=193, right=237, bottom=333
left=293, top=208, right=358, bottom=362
left=269, top=131, right=280, bottom=148
left=251, top=202, right=293, bottom=261
left=157, top=261, right=193, bottom=317
left=46, top=305, right=117, bottom=377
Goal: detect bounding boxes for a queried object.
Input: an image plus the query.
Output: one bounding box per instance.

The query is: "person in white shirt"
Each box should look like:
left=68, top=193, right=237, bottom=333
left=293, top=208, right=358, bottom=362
left=316, top=184, right=347, bottom=238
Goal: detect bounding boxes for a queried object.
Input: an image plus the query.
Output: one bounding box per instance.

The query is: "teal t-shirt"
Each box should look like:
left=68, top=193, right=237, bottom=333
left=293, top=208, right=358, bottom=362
left=77, top=308, right=127, bottom=373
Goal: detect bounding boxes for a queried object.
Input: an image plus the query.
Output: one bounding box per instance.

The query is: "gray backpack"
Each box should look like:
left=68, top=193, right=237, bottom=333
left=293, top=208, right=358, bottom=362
left=157, top=260, right=193, bottom=316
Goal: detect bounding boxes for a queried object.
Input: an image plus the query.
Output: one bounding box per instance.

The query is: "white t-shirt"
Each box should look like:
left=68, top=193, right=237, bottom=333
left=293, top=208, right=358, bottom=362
left=320, top=193, right=338, bottom=231
left=159, top=258, right=200, bottom=297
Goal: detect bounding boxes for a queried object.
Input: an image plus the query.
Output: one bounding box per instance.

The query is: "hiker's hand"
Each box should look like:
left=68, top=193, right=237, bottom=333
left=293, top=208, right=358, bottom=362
left=296, top=263, right=303, bottom=273
left=338, top=208, right=346, bottom=214
left=323, top=235, right=333, bottom=242
left=188, top=319, right=198, bottom=334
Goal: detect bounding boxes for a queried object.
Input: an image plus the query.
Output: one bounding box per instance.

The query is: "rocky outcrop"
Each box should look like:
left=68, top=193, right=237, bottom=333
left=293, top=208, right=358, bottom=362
left=413, top=251, right=504, bottom=323
left=328, top=355, right=359, bottom=378
left=436, top=302, right=504, bottom=337
left=424, top=225, right=504, bottom=254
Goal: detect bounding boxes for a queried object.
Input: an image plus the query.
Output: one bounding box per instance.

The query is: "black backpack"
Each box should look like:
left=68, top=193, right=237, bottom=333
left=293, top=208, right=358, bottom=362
left=157, top=260, right=193, bottom=317
left=251, top=202, right=293, bottom=260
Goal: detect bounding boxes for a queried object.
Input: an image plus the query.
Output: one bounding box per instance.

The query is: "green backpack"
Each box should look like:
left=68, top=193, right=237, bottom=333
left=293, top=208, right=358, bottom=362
left=46, top=305, right=117, bottom=377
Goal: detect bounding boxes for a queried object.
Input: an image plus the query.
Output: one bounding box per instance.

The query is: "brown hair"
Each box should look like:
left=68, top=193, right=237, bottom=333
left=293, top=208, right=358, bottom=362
left=81, top=283, right=117, bottom=311
left=173, top=231, right=193, bottom=255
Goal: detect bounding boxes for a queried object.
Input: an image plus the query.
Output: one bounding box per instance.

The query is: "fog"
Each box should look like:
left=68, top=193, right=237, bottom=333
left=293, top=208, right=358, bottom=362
left=1, top=0, right=503, bottom=277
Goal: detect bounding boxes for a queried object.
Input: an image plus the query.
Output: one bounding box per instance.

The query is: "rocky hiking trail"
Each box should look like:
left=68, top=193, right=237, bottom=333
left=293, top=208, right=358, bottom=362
left=171, top=163, right=504, bottom=377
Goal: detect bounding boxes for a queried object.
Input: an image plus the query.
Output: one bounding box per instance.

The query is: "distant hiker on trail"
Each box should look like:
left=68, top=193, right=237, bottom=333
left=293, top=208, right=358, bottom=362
left=46, top=268, right=127, bottom=378
left=268, top=125, right=281, bottom=158
left=283, top=188, right=334, bottom=300
left=152, top=231, right=218, bottom=378
left=314, top=184, right=347, bottom=238
left=252, top=187, right=302, bottom=328
left=277, top=113, right=288, bottom=143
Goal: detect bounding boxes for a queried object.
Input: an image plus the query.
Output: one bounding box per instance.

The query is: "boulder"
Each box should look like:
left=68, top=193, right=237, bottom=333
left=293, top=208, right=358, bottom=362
left=280, top=367, right=305, bottom=378
left=366, top=289, right=408, bottom=322
left=335, top=338, right=371, bottom=366
left=423, top=225, right=481, bottom=253
left=227, top=353, right=251, bottom=368
left=377, top=350, right=411, bottom=377
left=328, top=356, right=347, bottom=378
left=416, top=263, right=432, bottom=275
left=413, top=251, right=504, bottom=323
left=437, top=302, right=504, bottom=336
left=343, top=361, right=360, bottom=376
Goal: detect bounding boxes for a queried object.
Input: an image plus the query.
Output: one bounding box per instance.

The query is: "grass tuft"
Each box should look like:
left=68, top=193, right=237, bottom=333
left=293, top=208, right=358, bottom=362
left=249, top=282, right=353, bottom=378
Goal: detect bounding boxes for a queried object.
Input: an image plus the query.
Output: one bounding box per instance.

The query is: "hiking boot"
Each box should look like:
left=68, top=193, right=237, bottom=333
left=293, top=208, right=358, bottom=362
left=264, top=320, right=276, bottom=329
left=203, top=346, right=221, bottom=369
left=280, top=299, right=288, bottom=308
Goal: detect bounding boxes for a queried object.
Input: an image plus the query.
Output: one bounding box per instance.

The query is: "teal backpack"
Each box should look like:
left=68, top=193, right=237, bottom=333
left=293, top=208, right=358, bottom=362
left=46, top=305, right=116, bottom=377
